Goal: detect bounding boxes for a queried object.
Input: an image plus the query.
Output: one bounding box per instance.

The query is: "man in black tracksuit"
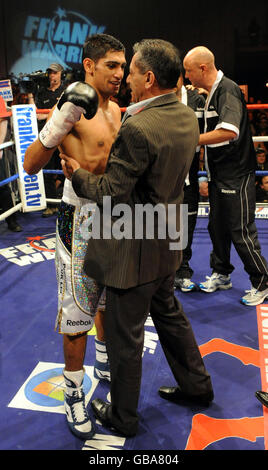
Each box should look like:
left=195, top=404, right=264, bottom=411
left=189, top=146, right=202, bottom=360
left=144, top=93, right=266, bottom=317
left=183, top=46, right=268, bottom=306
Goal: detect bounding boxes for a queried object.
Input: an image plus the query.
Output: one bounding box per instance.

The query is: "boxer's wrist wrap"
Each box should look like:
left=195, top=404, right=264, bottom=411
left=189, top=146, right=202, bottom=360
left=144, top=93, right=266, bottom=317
left=39, top=103, right=85, bottom=149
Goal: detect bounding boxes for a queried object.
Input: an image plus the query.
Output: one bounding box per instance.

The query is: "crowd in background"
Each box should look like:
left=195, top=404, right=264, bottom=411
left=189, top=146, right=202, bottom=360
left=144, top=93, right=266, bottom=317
left=248, top=101, right=268, bottom=202
left=0, top=73, right=268, bottom=232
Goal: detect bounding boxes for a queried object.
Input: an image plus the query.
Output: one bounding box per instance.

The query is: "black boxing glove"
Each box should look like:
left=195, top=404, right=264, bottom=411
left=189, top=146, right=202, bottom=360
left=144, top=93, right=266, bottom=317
left=39, top=82, right=98, bottom=149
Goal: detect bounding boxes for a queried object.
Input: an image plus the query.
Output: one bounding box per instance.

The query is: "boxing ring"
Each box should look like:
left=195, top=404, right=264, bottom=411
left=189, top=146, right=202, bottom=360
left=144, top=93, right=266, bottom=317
left=1, top=98, right=268, bottom=452
left=1, top=98, right=267, bottom=222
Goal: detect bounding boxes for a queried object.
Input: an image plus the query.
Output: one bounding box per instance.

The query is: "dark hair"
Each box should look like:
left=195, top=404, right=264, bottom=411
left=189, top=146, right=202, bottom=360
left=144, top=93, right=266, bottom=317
left=133, top=39, right=181, bottom=89
left=82, top=34, right=125, bottom=63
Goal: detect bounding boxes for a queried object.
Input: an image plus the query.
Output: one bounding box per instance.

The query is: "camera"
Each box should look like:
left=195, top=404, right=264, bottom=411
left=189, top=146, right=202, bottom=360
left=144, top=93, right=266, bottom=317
left=17, top=66, right=85, bottom=95
left=18, top=71, right=50, bottom=94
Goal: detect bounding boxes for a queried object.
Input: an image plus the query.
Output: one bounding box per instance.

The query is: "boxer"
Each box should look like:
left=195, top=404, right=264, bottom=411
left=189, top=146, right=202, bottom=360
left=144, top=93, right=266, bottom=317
left=24, top=34, right=126, bottom=440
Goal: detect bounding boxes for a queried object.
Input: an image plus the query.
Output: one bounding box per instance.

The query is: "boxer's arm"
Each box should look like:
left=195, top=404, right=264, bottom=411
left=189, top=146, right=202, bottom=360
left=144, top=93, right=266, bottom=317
left=24, top=81, right=98, bottom=175
left=39, top=82, right=98, bottom=149
left=24, top=139, right=56, bottom=175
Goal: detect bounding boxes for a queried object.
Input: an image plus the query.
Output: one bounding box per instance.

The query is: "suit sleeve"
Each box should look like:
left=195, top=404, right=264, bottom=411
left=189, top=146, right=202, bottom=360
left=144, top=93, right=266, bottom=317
left=72, top=122, right=150, bottom=206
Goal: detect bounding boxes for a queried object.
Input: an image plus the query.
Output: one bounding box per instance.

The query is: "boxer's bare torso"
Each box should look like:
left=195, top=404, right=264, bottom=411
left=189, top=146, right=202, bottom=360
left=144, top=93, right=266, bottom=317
left=60, top=100, right=121, bottom=175
left=24, top=49, right=126, bottom=176
left=24, top=99, right=121, bottom=176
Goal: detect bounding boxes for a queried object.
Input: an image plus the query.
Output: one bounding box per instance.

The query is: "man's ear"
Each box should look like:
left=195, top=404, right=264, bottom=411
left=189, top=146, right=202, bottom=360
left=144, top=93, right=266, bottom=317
left=145, top=70, right=155, bottom=89
left=83, top=57, right=95, bottom=75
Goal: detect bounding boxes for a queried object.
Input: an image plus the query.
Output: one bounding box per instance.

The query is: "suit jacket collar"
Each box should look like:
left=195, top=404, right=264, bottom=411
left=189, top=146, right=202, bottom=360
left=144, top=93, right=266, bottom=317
left=143, top=92, right=178, bottom=111
left=127, top=92, right=178, bottom=116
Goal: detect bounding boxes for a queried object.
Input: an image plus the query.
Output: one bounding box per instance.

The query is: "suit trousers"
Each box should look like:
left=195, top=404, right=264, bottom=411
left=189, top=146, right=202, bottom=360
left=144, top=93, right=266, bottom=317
left=208, top=173, right=268, bottom=291
left=105, top=273, right=213, bottom=435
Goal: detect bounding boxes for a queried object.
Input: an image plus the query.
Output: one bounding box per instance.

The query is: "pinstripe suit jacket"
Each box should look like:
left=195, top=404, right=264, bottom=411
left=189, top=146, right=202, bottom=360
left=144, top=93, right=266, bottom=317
left=72, top=93, right=199, bottom=289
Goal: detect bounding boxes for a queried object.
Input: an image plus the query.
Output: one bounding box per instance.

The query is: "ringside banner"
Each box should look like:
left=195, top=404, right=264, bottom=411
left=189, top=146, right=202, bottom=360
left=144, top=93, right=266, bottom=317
left=0, top=79, right=13, bottom=102
left=12, top=104, right=46, bottom=212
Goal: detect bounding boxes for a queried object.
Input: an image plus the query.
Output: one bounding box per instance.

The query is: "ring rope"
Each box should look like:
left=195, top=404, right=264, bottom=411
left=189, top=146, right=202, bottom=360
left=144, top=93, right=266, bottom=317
left=0, top=103, right=268, bottom=221
left=2, top=103, right=267, bottom=119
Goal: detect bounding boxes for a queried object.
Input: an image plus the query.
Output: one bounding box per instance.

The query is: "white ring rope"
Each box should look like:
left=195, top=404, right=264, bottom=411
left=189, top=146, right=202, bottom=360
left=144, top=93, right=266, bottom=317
left=0, top=105, right=268, bottom=222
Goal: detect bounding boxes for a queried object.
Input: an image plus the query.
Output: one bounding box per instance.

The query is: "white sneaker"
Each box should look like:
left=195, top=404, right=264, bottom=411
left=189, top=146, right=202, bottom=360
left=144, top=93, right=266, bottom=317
left=64, top=387, right=95, bottom=440
left=176, top=278, right=196, bottom=292
left=241, top=287, right=268, bottom=306
left=199, top=272, right=232, bottom=293
left=64, top=372, right=95, bottom=440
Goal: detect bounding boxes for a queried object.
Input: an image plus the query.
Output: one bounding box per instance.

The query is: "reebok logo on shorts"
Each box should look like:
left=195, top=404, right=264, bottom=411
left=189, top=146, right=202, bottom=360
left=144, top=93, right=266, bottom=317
left=66, top=319, right=92, bottom=327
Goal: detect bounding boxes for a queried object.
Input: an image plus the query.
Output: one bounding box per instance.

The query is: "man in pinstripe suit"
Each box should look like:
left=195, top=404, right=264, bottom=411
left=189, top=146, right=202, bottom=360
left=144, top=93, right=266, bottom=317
left=62, top=39, right=214, bottom=437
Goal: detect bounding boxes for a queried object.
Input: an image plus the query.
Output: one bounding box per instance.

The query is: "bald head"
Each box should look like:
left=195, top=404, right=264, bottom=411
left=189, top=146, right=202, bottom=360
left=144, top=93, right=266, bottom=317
left=184, top=46, right=215, bottom=68
left=183, top=46, right=218, bottom=91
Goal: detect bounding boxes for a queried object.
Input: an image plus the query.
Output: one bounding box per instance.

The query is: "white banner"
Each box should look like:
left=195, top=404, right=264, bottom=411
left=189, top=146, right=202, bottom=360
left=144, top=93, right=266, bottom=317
left=0, top=79, right=13, bottom=102
left=255, top=205, right=268, bottom=219
left=198, top=203, right=268, bottom=219
left=12, top=104, right=46, bottom=212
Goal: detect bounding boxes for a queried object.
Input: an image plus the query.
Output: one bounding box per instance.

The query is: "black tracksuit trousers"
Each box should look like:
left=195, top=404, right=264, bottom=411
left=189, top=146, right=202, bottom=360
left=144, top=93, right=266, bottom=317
left=208, top=173, right=268, bottom=291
